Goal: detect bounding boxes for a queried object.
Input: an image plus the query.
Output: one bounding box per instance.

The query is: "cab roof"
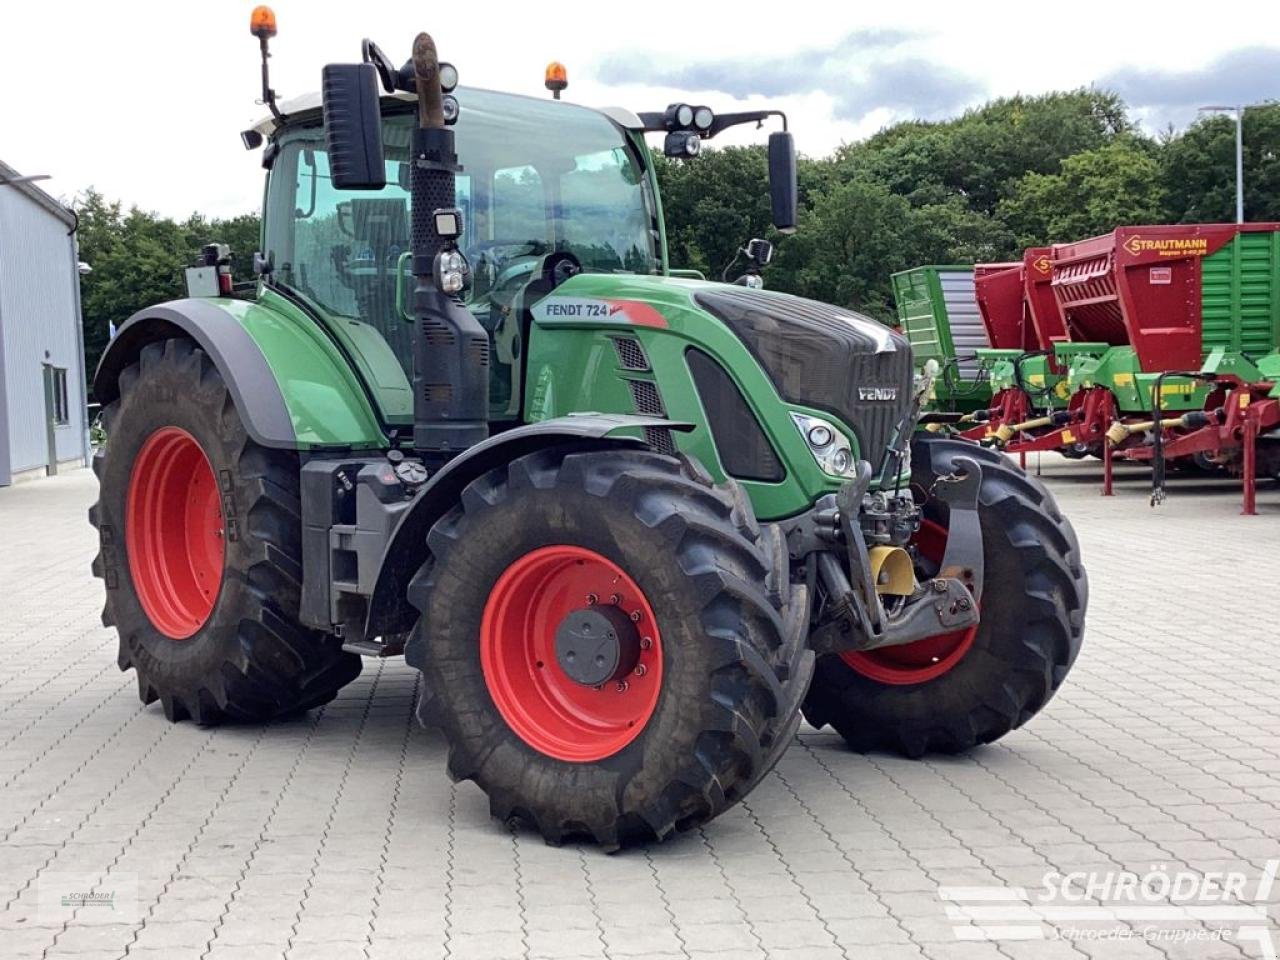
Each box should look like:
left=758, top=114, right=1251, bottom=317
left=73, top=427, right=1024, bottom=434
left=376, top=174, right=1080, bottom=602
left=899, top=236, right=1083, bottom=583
left=246, top=87, right=644, bottom=141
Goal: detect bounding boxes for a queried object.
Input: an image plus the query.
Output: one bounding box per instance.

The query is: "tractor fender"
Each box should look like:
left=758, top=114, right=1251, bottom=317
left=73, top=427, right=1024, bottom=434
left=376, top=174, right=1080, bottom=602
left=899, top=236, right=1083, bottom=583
left=95, top=300, right=297, bottom=447
left=365, top=415, right=692, bottom=637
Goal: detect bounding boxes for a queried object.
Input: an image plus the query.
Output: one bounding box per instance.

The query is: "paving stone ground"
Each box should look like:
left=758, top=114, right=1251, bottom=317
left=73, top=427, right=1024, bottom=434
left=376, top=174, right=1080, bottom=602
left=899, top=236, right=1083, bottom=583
left=1, top=457, right=1278, bottom=960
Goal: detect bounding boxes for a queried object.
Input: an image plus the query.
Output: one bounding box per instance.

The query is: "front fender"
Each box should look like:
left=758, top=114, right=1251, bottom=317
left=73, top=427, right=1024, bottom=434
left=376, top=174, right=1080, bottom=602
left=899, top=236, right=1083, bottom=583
left=94, top=298, right=386, bottom=450
left=365, top=414, right=691, bottom=637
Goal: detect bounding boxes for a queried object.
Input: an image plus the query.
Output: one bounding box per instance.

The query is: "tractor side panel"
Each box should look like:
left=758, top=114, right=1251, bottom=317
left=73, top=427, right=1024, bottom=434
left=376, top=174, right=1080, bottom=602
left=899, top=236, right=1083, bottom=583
left=522, top=273, right=845, bottom=520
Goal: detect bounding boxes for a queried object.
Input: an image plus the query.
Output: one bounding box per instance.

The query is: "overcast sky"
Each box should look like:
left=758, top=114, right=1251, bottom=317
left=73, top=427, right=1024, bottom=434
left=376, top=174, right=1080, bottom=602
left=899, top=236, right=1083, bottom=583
left=2, top=0, right=1275, bottom=220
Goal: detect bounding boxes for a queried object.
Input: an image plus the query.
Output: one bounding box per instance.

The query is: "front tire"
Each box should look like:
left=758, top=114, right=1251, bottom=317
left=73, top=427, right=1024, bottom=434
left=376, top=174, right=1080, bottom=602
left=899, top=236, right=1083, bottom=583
left=801, top=436, right=1087, bottom=757
left=405, top=446, right=813, bottom=849
left=90, top=339, right=361, bottom=724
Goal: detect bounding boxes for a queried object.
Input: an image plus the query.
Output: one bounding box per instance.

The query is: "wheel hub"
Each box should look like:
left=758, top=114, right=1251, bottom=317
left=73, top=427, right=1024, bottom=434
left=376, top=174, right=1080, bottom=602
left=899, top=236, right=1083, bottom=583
left=125, top=426, right=225, bottom=641
left=555, top=606, right=640, bottom=687
left=479, top=545, right=663, bottom=762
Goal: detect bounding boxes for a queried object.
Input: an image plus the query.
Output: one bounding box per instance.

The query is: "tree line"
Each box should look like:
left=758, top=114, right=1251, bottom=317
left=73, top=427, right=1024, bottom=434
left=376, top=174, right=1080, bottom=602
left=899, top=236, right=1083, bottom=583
left=74, top=89, right=1279, bottom=385
left=658, top=90, right=1279, bottom=318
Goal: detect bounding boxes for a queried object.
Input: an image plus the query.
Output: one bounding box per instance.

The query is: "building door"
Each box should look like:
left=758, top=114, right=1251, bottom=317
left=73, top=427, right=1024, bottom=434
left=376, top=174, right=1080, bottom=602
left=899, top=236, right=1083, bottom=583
left=41, top=362, right=59, bottom=476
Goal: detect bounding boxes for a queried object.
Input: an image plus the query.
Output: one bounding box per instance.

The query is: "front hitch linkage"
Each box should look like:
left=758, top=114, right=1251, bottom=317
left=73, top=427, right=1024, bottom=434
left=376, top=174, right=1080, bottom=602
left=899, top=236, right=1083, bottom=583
left=809, top=456, right=984, bottom=657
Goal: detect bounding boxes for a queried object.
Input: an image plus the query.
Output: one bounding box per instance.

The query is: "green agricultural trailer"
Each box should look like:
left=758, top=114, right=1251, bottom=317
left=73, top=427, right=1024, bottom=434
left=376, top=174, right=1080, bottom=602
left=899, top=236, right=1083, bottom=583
left=889, top=265, right=994, bottom=412
left=88, top=12, right=1087, bottom=848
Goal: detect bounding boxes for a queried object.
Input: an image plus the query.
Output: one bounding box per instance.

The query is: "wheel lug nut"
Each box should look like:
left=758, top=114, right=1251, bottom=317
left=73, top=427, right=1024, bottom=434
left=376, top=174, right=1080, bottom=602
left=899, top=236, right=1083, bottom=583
left=629, top=610, right=642, bottom=622
left=640, top=637, right=652, bottom=649
left=610, top=593, right=621, bottom=605
left=615, top=680, right=629, bottom=693
left=634, top=664, right=646, bottom=677
left=586, top=593, right=598, bottom=605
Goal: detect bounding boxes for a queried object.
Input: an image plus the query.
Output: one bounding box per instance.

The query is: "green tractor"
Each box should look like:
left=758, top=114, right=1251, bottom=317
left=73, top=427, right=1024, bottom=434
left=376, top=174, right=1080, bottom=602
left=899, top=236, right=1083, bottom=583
left=89, top=17, right=1087, bottom=848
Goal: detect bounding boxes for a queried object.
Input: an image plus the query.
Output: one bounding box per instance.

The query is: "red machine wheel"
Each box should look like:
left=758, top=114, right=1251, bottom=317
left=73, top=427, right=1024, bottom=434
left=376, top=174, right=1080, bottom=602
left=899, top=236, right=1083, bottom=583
left=839, top=520, right=977, bottom=685
left=90, top=338, right=360, bottom=724
left=125, top=427, right=225, bottom=639
left=480, top=545, right=663, bottom=762
left=405, top=446, right=813, bottom=848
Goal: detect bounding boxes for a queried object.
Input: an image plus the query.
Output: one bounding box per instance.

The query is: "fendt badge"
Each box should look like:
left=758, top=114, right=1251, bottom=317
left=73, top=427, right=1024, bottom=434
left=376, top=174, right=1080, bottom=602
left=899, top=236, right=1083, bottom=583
left=858, top=387, right=898, bottom=402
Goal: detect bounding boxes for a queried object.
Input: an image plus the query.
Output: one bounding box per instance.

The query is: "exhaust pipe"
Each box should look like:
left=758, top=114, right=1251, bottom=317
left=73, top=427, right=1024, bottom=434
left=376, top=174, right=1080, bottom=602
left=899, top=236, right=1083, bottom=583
left=409, top=33, right=489, bottom=459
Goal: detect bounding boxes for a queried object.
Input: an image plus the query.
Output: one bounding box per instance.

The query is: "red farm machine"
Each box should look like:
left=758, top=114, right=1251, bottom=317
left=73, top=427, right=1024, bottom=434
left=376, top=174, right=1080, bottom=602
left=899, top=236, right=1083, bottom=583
left=950, top=250, right=1072, bottom=453
left=949, top=224, right=1280, bottom=511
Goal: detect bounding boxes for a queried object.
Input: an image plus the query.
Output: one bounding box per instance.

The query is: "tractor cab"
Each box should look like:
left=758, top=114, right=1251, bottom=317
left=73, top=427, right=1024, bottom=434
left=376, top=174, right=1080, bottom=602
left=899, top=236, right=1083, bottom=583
left=254, top=87, right=664, bottom=423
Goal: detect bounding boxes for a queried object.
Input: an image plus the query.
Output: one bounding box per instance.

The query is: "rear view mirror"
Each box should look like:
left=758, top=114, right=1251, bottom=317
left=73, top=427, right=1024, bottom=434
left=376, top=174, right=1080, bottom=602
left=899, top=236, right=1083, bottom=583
left=321, top=63, right=386, bottom=190
left=767, top=131, right=797, bottom=234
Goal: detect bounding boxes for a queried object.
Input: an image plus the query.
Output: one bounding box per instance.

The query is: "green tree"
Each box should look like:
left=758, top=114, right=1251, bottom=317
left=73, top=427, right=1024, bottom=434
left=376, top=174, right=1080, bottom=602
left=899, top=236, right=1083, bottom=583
left=1160, top=104, right=1280, bottom=223
left=772, top=177, right=916, bottom=316
left=655, top=146, right=829, bottom=281
left=837, top=90, right=1134, bottom=216
left=998, top=137, right=1166, bottom=247
left=74, top=190, right=261, bottom=391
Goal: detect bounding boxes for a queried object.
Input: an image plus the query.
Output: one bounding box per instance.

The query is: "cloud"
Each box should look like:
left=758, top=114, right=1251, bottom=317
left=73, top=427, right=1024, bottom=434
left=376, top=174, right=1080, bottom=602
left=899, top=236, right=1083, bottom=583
left=594, top=30, right=984, bottom=123
left=832, top=58, right=985, bottom=120
left=1099, top=47, right=1280, bottom=124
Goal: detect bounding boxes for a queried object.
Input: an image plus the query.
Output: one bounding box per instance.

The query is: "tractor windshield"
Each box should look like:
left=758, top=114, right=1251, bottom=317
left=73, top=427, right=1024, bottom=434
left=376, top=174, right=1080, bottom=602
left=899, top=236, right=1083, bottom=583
left=263, top=88, right=661, bottom=418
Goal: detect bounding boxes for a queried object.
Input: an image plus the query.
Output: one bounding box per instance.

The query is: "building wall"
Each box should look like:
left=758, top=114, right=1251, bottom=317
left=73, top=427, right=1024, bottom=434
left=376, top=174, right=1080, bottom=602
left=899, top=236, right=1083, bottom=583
left=0, top=181, right=87, bottom=480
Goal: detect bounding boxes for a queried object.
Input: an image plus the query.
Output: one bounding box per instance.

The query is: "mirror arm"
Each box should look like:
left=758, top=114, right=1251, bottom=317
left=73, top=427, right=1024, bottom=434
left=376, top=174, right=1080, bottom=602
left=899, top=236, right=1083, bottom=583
left=636, top=109, right=788, bottom=139
left=706, top=110, right=787, bottom=139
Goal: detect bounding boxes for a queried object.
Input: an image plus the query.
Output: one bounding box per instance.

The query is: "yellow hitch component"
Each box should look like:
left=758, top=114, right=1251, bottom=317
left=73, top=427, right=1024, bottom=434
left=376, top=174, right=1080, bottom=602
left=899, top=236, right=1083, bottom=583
left=869, top=546, right=915, bottom=597
left=1105, top=421, right=1132, bottom=445
left=1107, top=413, right=1196, bottom=446
left=923, top=422, right=945, bottom=433
left=997, top=415, right=1055, bottom=444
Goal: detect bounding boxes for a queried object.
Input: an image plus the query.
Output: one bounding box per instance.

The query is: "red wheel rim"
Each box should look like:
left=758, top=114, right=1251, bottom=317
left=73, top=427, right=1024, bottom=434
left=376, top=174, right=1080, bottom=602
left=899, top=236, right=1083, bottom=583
left=840, top=519, right=978, bottom=685
left=480, top=545, right=663, bottom=762
left=125, top=427, right=225, bottom=640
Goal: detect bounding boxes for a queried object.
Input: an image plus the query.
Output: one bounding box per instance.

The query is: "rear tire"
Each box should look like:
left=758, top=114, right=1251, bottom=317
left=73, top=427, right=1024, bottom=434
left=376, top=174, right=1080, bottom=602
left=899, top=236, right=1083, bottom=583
left=801, top=437, right=1087, bottom=757
left=90, top=338, right=361, bottom=724
left=405, top=446, right=813, bottom=849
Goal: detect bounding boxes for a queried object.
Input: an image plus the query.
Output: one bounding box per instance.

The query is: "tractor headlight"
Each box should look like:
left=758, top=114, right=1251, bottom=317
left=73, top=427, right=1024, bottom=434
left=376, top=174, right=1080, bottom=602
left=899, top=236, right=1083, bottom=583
left=663, top=131, right=701, bottom=158
left=441, top=94, right=460, bottom=125
left=434, top=248, right=468, bottom=295
left=791, top=412, right=855, bottom=478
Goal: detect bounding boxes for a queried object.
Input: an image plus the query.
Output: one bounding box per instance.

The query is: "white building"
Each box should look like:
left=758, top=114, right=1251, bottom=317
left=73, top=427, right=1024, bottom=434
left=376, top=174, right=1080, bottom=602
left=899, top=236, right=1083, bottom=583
left=0, top=161, right=90, bottom=486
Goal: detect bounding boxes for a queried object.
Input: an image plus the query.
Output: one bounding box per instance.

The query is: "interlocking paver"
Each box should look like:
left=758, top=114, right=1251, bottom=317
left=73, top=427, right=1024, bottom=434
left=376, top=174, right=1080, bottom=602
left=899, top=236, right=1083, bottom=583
left=3, top=462, right=1279, bottom=960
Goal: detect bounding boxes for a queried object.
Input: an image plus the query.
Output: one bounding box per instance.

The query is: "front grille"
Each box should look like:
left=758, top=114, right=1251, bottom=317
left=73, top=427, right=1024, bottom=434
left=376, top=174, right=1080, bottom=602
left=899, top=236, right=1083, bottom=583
left=687, top=349, right=784, bottom=482
left=694, top=288, right=914, bottom=465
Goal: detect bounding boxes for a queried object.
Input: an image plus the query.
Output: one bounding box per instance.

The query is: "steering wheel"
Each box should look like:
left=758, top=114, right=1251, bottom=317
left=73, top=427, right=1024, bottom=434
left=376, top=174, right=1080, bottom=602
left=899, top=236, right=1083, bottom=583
left=472, top=240, right=547, bottom=304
